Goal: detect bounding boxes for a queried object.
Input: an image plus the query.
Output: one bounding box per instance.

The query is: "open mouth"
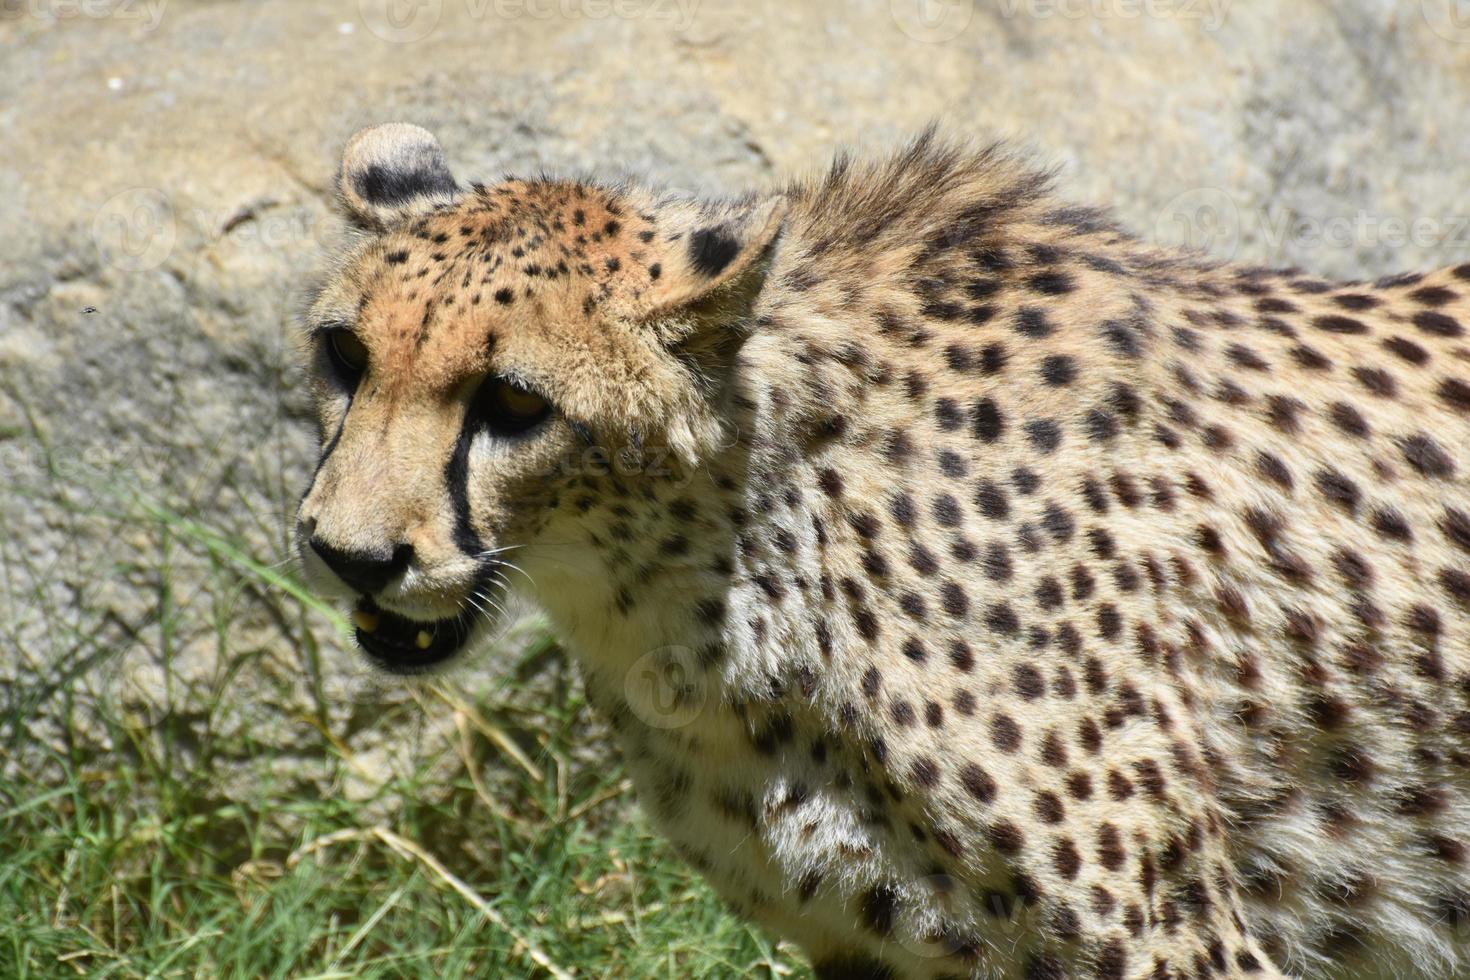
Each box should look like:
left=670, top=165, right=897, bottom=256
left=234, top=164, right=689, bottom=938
left=350, top=596, right=477, bottom=673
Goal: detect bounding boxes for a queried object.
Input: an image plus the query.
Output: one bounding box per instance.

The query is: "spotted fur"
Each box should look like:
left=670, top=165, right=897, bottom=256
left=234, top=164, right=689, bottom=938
left=296, top=124, right=1470, bottom=979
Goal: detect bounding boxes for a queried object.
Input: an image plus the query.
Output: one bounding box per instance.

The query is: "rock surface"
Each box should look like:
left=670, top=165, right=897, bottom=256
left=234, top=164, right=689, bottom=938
left=4, top=0, right=1470, bottom=796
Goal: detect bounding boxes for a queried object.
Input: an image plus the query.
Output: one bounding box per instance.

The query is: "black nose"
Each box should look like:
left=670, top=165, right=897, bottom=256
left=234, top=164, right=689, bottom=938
left=310, top=537, right=414, bottom=594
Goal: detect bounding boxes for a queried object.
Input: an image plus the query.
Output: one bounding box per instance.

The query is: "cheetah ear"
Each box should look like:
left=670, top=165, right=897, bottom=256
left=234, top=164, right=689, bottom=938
left=337, top=123, right=460, bottom=231
left=638, top=195, right=789, bottom=322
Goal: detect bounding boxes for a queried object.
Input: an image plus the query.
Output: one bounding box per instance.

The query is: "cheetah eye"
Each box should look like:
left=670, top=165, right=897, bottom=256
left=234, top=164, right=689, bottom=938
left=324, top=328, right=369, bottom=387
left=472, top=377, right=551, bottom=437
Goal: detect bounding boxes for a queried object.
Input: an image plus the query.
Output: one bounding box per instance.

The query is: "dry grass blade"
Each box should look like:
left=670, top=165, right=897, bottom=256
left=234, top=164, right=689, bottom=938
left=454, top=712, right=523, bottom=827
left=289, top=826, right=574, bottom=980
left=370, top=827, right=575, bottom=980
left=428, top=684, right=543, bottom=783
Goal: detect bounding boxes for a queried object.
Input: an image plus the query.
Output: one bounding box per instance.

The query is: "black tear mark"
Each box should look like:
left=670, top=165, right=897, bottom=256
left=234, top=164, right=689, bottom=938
left=443, top=412, right=486, bottom=557
left=688, top=224, right=741, bottom=277
left=355, top=163, right=458, bottom=207
left=308, top=398, right=350, bottom=487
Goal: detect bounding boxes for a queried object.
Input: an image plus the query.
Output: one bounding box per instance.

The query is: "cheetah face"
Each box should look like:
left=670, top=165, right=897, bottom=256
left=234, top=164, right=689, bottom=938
left=295, top=124, right=785, bottom=673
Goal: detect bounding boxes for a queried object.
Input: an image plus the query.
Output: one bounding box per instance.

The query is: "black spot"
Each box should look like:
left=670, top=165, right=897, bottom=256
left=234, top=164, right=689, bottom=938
left=1442, top=568, right=1470, bottom=607
left=1415, top=310, right=1464, bottom=338
left=1040, top=355, right=1077, bottom=386
left=985, top=602, right=1019, bottom=636
left=1226, top=343, right=1269, bottom=371
left=1013, top=663, right=1045, bottom=700
left=1328, top=403, right=1370, bottom=438
left=1086, top=409, right=1119, bottom=442
left=933, top=495, right=963, bottom=527
left=1015, top=307, right=1053, bottom=338
left=1438, top=378, right=1470, bottom=413
left=1402, top=435, right=1456, bottom=478
left=980, top=343, right=1009, bottom=374
left=959, top=763, right=996, bottom=804
left=1353, top=366, right=1397, bottom=398
left=1101, top=316, right=1147, bottom=358
left=1097, top=940, right=1128, bottom=980
left=354, top=162, right=457, bottom=208
left=1290, top=345, right=1332, bottom=370
left=858, top=884, right=898, bottom=937
left=975, top=481, right=1011, bottom=520
left=1041, top=503, right=1075, bottom=543
left=920, top=398, right=960, bottom=436
left=972, top=398, right=1006, bottom=442
left=1372, top=507, right=1413, bottom=542
left=1025, top=419, right=1062, bottom=453
left=983, top=542, right=1013, bottom=581
left=688, top=225, right=741, bottom=277
left=889, top=493, right=917, bottom=527
left=1313, top=315, right=1368, bottom=335
left=1256, top=451, right=1293, bottom=490
left=1441, top=508, right=1470, bottom=554
left=1314, top=469, right=1360, bottom=512
left=1383, top=336, right=1430, bottom=365
left=1028, top=269, right=1076, bottom=295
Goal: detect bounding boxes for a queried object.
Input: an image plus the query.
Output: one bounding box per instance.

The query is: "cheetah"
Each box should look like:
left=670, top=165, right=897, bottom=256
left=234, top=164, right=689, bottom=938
left=295, top=123, right=1470, bottom=979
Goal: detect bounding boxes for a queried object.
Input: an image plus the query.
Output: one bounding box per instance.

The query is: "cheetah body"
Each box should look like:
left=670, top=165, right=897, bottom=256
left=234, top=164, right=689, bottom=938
left=297, top=125, right=1470, bottom=980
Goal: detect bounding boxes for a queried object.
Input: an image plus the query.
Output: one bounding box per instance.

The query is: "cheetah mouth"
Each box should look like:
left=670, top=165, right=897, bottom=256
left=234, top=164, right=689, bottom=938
left=349, top=596, right=479, bottom=674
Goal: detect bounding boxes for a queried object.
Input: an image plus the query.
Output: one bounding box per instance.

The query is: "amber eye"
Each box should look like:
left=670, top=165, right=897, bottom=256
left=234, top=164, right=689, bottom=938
left=324, top=328, right=369, bottom=387
left=473, top=378, right=552, bottom=437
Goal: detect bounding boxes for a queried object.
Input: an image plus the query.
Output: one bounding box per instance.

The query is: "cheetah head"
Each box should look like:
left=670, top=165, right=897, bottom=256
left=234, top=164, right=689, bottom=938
left=295, top=123, right=786, bottom=673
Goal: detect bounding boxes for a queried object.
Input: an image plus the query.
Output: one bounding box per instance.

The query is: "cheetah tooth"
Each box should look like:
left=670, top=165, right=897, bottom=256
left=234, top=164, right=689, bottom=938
left=352, top=609, right=379, bottom=633
left=415, top=630, right=434, bottom=650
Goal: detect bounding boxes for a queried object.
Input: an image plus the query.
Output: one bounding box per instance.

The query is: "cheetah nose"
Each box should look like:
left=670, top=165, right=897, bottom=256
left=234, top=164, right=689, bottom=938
left=310, top=537, right=415, bottom=595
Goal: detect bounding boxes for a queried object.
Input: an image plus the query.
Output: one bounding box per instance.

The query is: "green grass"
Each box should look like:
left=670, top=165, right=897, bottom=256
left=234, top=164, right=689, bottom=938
left=0, top=462, right=808, bottom=978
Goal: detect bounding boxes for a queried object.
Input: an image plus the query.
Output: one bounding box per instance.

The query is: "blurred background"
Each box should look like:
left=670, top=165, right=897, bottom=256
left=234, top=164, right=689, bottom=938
left=3, top=1, right=1469, bottom=976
